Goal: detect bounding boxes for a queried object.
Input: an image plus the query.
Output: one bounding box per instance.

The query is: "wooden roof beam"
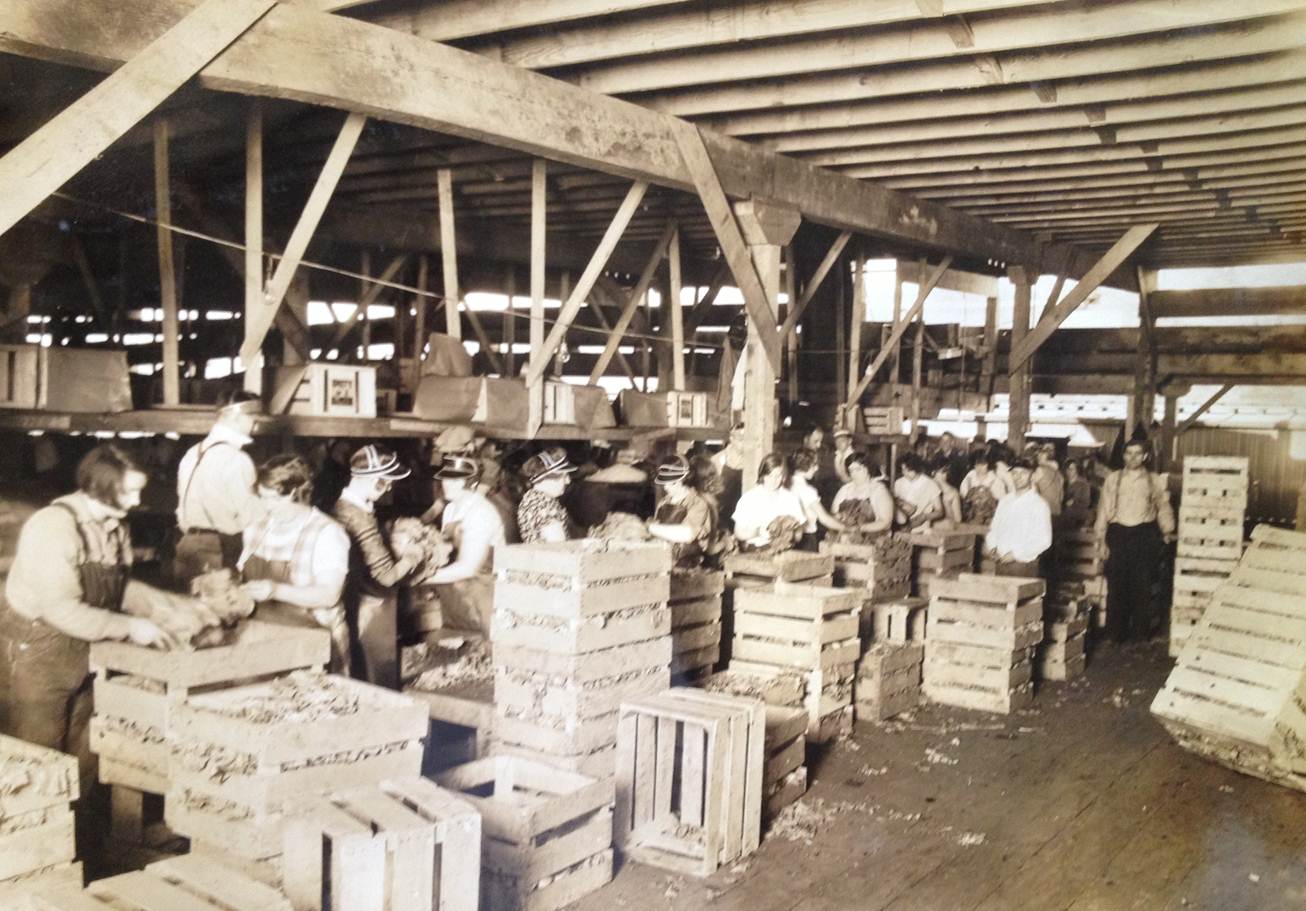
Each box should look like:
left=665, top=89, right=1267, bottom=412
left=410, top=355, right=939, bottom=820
left=364, top=0, right=694, bottom=45
left=1, top=0, right=1073, bottom=284
left=643, top=10, right=1306, bottom=117
left=1150, top=286, right=1306, bottom=319
left=571, top=0, right=1303, bottom=96
left=937, top=167, right=1306, bottom=206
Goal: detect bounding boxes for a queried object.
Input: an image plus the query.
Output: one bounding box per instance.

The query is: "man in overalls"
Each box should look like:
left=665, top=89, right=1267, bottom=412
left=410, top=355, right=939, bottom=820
left=0, top=445, right=183, bottom=863
left=172, top=392, right=264, bottom=586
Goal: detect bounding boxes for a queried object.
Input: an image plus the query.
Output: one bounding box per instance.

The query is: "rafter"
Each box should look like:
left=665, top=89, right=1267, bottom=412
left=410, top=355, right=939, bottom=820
left=778, top=230, right=852, bottom=342
left=588, top=221, right=676, bottom=384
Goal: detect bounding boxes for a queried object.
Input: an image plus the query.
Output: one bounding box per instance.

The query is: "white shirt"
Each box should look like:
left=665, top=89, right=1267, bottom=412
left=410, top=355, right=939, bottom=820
left=176, top=423, right=263, bottom=534
left=790, top=474, right=822, bottom=533
left=985, top=488, right=1052, bottom=564
left=731, top=485, right=806, bottom=545
left=442, top=491, right=506, bottom=575
left=960, top=469, right=1011, bottom=500
left=893, top=474, right=943, bottom=525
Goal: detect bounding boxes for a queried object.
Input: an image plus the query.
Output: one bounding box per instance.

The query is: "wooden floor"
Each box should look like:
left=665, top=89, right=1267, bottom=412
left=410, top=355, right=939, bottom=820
left=575, top=642, right=1306, bottom=911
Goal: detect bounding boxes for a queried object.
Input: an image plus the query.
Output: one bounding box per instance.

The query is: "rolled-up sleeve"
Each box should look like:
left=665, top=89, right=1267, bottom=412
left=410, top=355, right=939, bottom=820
left=4, top=508, right=131, bottom=642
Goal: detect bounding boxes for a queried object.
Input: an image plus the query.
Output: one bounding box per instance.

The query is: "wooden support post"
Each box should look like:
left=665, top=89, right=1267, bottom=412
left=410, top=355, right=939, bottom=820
left=911, top=263, right=925, bottom=437
left=408, top=254, right=429, bottom=392
left=733, top=201, right=800, bottom=487
left=783, top=246, right=797, bottom=406
left=1008, top=264, right=1033, bottom=451
left=683, top=261, right=729, bottom=337
left=669, top=226, right=685, bottom=392
left=242, top=102, right=263, bottom=393
left=282, top=272, right=309, bottom=366
left=323, top=255, right=407, bottom=355
left=1160, top=393, right=1178, bottom=470
left=3, top=285, right=31, bottom=342
left=525, top=181, right=648, bottom=388
left=504, top=266, right=517, bottom=377
left=529, top=160, right=547, bottom=373
left=846, top=256, right=952, bottom=408
left=1133, top=265, right=1159, bottom=434
left=1177, top=383, right=1234, bottom=437
left=587, top=286, right=639, bottom=384
left=358, top=250, right=372, bottom=360
left=980, top=294, right=998, bottom=403
left=153, top=118, right=180, bottom=405
left=0, top=0, right=276, bottom=238
left=242, top=111, right=366, bottom=366
left=588, top=222, right=674, bottom=384
left=437, top=167, right=461, bottom=341
left=835, top=259, right=847, bottom=406
left=890, top=262, right=904, bottom=400
left=69, top=236, right=112, bottom=332
left=778, top=230, right=852, bottom=343
left=1007, top=224, right=1159, bottom=371
left=847, top=248, right=866, bottom=403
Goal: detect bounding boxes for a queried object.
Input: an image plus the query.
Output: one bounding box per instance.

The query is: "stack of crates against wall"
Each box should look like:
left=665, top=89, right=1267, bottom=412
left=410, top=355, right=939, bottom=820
left=1052, top=527, right=1108, bottom=627
left=669, top=569, right=725, bottom=682
left=730, top=582, right=860, bottom=742
left=282, top=777, right=481, bottom=911
left=907, top=529, right=977, bottom=600
left=1171, top=456, right=1249, bottom=657
left=923, top=574, right=1046, bottom=714
left=437, top=756, right=614, bottom=911
left=88, top=622, right=330, bottom=839
left=614, top=689, right=765, bottom=877
left=29, top=856, right=291, bottom=910
left=491, top=540, right=673, bottom=780
left=0, top=735, right=81, bottom=904
left=819, top=533, right=912, bottom=601
left=701, top=667, right=808, bottom=819
left=164, top=670, right=427, bottom=885
left=1035, top=597, right=1088, bottom=682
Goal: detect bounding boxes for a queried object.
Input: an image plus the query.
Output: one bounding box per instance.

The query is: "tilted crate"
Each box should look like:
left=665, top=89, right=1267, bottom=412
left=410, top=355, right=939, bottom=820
left=0, top=735, right=79, bottom=890
left=820, top=533, right=912, bottom=600
left=1153, top=525, right=1306, bottom=792
left=165, top=671, right=427, bottom=861
left=615, top=689, right=765, bottom=877
left=282, top=777, right=481, bottom=911
left=89, top=621, right=330, bottom=794
left=1171, top=456, right=1248, bottom=655
left=436, top=757, right=613, bottom=911
left=491, top=540, right=673, bottom=779
left=856, top=643, right=925, bottom=721
left=923, top=574, right=1045, bottom=714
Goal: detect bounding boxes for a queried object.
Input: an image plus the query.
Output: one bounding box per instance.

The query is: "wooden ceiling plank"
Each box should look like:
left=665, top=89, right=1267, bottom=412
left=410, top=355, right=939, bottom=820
left=366, top=0, right=693, bottom=45
left=937, top=167, right=1306, bottom=206
left=1008, top=224, right=1159, bottom=371
left=570, top=0, right=1306, bottom=96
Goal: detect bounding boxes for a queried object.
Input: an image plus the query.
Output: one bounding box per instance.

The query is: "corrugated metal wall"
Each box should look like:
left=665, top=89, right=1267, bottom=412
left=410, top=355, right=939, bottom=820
left=1176, top=427, right=1306, bottom=526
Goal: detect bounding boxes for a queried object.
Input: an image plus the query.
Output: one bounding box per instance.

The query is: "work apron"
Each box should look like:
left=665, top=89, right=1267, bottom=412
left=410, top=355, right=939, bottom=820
left=0, top=503, right=128, bottom=795
left=242, top=553, right=349, bottom=675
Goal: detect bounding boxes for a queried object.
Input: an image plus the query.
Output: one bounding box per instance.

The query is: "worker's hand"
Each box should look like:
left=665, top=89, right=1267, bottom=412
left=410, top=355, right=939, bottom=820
left=241, top=579, right=276, bottom=602
left=395, top=554, right=419, bottom=578
left=126, top=617, right=180, bottom=650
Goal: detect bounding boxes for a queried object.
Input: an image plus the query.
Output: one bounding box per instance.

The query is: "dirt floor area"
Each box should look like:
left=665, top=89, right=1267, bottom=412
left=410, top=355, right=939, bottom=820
left=574, top=642, right=1306, bottom=911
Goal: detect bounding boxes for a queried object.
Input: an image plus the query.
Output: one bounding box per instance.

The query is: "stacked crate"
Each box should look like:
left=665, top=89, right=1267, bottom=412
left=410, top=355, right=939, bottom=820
left=669, top=569, right=725, bottom=681
left=908, top=529, right=977, bottom=599
left=701, top=667, right=808, bottom=820
left=923, top=574, right=1046, bottom=714
left=855, top=644, right=924, bottom=721
left=88, top=622, right=330, bottom=830
left=731, top=583, right=861, bottom=742
left=491, top=540, right=672, bottom=779
left=437, top=756, right=614, bottom=911
left=0, top=735, right=80, bottom=904
left=404, top=634, right=494, bottom=773
left=1051, top=528, right=1108, bottom=626
left=614, top=689, right=765, bottom=876
left=820, top=533, right=912, bottom=600
left=1171, top=456, right=1248, bottom=657
left=282, top=777, right=481, bottom=911
left=31, top=856, right=290, bottom=910
left=723, top=551, right=833, bottom=589
left=165, top=671, right=428, bottom=880
left=1035, top=600, right=1088, bottom=682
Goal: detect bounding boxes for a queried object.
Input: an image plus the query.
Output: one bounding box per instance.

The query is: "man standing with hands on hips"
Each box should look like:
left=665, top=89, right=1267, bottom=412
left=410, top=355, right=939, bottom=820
left=1095, top=438, right=1176, bottom=643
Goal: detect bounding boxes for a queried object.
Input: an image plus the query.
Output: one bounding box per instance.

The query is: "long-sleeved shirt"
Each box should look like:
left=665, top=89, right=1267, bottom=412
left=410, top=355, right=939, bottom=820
left=986, top=488, right=1053, bottom=564
left=1033, top=464, right=1065, bottom=516
left=176, top=424, right=263, bottom=534
left=333, top=493, right=409, bottom=595
left=1094, top=469, right=1176, bottom=538
left=4, top=492, right=135, bottom=641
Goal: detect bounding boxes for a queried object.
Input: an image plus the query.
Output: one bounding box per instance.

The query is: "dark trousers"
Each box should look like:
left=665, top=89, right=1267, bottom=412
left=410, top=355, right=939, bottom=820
left=995, top=559, right=1041, bottom=578
left=1105, top=521, right=1163, bottom=643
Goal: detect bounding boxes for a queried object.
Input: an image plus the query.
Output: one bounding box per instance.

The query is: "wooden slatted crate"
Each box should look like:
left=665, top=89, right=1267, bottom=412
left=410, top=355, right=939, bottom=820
left=923, top=574, right=1045, bottom=714
left=863, top=596, right=929, bottom=646
left=436, top=757, right=613, bottom=911
left=28, top=855, right=291, bottom=910
left=1035, top=613, right=1088, bottom=682
left=1153, top=525, right=1306, bottom=792
left=670, top=569, right=724, bottom=681
left=0, top=735, right=79, bottom=892
left=907, top=529, right=977, bottom=596
left=282, top=778, right=480, bottom=911
left=165, top=671, right=427, bottom=862
left=861, top=405, right=905, bottom=436
left=89, top=622, right=330, bottom=795
left=820, top=534, right=912, bottom=601
left=615, top=689, right=764, bottom=877
left=723, top=551, right=833, bottom=586
left=855, top=643, right=924, bottom=721
left=1171, top=456, right=1248, bottom=654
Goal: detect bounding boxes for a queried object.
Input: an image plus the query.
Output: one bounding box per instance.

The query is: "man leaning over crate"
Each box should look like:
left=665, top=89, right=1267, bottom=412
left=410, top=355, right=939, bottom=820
left=172, top=391, right=266, bottom=585
left=1094, top=438, right=1176, bottom=643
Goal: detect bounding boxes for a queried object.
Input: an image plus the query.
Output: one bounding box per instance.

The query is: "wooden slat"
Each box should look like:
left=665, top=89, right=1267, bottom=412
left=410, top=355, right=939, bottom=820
left=588, top=222, right=675, bottom=384
left=780, top=230, right=851, bottom=343
left=668, top=226, right=685, bottom=391
left=242, top=111, right=366, bottom=363
left=437, top=167, right=463, bottom=342
left=153, top=117, right=181, bottom=405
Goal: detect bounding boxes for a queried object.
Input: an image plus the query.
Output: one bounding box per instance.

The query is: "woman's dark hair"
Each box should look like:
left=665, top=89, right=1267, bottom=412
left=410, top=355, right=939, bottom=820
left=843, top=450, right=872, bottom=473
left=688, top=454, right=720, bottom=495
left=77, top=444, right=142, bottom=507
left=970, top=449, right=996, bottom=471
left=928, top=455, right=953, bottom=477
left=898, top=452, right=927, bottom=475
left=791, top=450, right=819, bottom=474
left=258, top=454, right=313, bottom=501
left=757, top=452, right=790, bottom=486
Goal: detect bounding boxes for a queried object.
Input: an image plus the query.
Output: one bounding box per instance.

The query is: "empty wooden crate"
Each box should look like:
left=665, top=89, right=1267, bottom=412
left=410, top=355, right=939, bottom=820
left=0, top=735, right=80, bottom=897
